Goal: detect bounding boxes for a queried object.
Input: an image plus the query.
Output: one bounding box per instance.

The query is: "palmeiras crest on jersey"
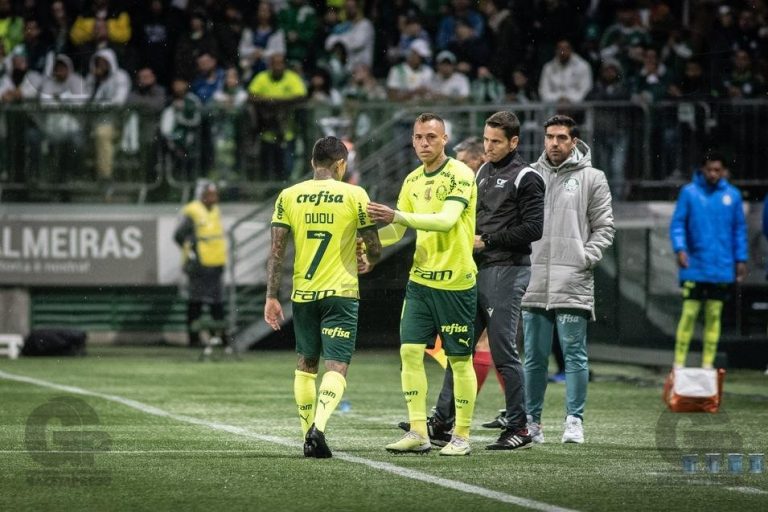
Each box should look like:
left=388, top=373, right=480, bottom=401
left=563, top=177, right=579, bottom=192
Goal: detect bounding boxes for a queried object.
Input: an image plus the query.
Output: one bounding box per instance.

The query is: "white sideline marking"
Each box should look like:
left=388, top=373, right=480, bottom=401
left=0, top=370, right=576, bottom=512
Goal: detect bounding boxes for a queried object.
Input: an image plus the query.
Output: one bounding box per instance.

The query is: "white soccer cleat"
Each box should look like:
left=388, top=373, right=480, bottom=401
left=561, top=415, right=584, bottom=444
left=526, top=414, right=545, bottom=444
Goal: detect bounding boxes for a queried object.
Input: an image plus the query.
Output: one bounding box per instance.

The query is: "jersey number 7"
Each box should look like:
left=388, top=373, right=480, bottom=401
left=305, top=230, right=332, bottom=280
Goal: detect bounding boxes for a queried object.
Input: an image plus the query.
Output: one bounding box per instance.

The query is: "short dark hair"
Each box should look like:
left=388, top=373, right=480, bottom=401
left=544, top=114, right=578, bottom=137
left=312, top=136, right=348, bottom=168
left=703, top=150, right=728, bottom=167
left=453, top=136, right=483, bottom=158
left=414, top=112, right=445, bottom=127
left=485, top=111, right=520, bottom=139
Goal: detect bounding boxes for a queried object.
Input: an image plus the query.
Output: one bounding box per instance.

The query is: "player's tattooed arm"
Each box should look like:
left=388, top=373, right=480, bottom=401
left=266, top=226, right=289, bottom=299
left=360, top=228, right=382, bottom=266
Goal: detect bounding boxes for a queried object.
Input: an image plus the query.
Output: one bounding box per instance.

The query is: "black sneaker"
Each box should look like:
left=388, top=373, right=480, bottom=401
left=396, top=417, right=452, bottom=447
left=481, top=409, right=509, bottom=429
left=305, top=424, right=332, bottom=458
left=486, top=428, right=533, bottom=451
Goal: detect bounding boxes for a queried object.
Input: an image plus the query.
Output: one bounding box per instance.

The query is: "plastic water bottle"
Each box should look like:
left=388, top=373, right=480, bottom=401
left=339, top=399, right=351, bottom=413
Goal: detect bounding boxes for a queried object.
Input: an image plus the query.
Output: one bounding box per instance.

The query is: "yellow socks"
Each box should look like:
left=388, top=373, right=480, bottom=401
left=294, top=370, right=317, bottom=437
left=702, top=300, right=723, bottom=368
left=400, top=343, right=428, bottom=438
left=448, top=355, right=477, bottom=439
left=314, top=371, right=347, bottom=432
left=674, top=299, right=701, bottom=367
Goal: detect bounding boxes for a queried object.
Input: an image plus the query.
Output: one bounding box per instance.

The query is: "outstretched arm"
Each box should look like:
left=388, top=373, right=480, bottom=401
left=368, top=200, right=465, bottom=233
left=264, top=226, right=289, bottom=330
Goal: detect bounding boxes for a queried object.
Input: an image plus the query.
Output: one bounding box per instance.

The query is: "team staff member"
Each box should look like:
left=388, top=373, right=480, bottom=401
left=265, top=136, right=382, bottom=458
left=368, top=113, right=478, bottom=456
left=174, top=181, right=228, bottom=348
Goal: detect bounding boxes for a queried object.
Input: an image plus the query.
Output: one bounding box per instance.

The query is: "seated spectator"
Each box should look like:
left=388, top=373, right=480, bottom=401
left=0, top=0, right=22, bottom=54
left=324, top=0, right=374, bottom=70
left=716, top=49, right=765, bottom=99
left=481, top=0, right=524, bottom=87
left=538, top=39, right=593, bottom=104
left=308, top=67, right=342, bottom=106
left=629, top=47, right=670, bottom=103
left=84, top=48, right=131, bottom=181
left=471, top=65, right=505, bottom=104
left=212, top=67, right=248, bottom=181
left=135, top=0, right=172, bottom=86
left=389, top=14, right=432, bottom=65
left=600, top=5, right=651, bottom=81
left=69, top=0, right=132, bottom=74
left=127, top=67, right=166, bottom=111
left=322, top=41, right=351, bottom=89
left=213, top=3, right=244, bottom=69
left=239, top=1, right=285, bottom=82
left=213, top=67, right=248, bottom=109
left=587, top=59, right=630, bottom=101
left=668, top=59, right=709, bottom=100
left=0, top=47, right=42, bottom=102
left=278, top=0, right=318, bottom=68
left=48, top=0, right=72, bottom=55
left=20, top=18, right=53, bottom=76
left=447, top=17, right=490, bottom=77
left=342, top=63, right=386, bottom=101
left=174, top=8, right=218, bottom=82
left=247, top=50, right=307, bottom=181
left=659, top=27, right=693, bottom=83
left=429, top=50, right=470, bottom=102
left=504, top=66, right=536, bottom=104
left=161, top=78, right=202, bottom=182
left=191, top=52, right=225, bottom=105
left=385, top=39, right=433, bottom=102
left=734, top=9, right=764, bottom=57
left=436, top=0, right=485, bottom=51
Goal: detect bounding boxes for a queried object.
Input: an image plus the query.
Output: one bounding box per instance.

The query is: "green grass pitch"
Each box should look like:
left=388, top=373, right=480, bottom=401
left=1, top=346, right=766, bottom=511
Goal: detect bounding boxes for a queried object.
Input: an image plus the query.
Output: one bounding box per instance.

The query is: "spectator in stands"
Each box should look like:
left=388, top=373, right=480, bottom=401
left=239, top=1, right=285, bottom=82
left=174, top=180, right=228, bottom=348
left=48, top=0, right=71, bottom=56
left=0, top=47, right=42, bottom=102
left=248, top=50, right=307, bottom=181
left=587, top=59, right=630, bottom=199
left=668, top=58, right=710, bottom=100
left=135, top=0, right=171, bottom=86
left=481, top=0, right=524, bottom=89
left=213, top=67, right=248, bottom=109
left=715, top=49, right=765, bottom=99
left=447, top=16, right=490, bottom=77
left=385, top=39, right=433, bottom=102
left=538, top=39, right=593, bottom=104
left=630, top=47, right=670, bottom=103
left=212, top=67, right=248, bottom=181
left=308, top=67, right=342, bottom=106
left=161, top=78, right=202, bottom=182
left=670, top=151, right=747, bottom=369
left=191, top=52, right=225, bottom=105
left=212, top=3, right=244, bottom=70
left=471, top=65, right=505, bottom=104
left=278, top=0, right=318, bottom=68
left=389, top=13, right=432, bottom=66
left=324, top=0, right=374, bottom=71
left=734, top=9, right=764, bottom=57
left=600, top=5, right=651, bottom=81
left=429, top=50, right=470, bottom=102
left=84, top=48, right=130, bottom=182
left=659, top=27, right=693, bottom=82
left=342, top=62, right=386, bottom=101
left=505, top=66, right=537, bottom=104
left=174, top=8, right=218, bottom=82
left=529, top=0, right=582, bottom=72
left=0, top=0, right=23, bottom=54
left=20, top=18, right=53, bottom=76
left=436, top=0, right=484, bottom=51
left=40, top=54, right=86, bottom=101
left=69, top=0, right=132, bottom=74
left=708, top=5, right=740, bottom=74
left=127, top=67, right=166, bottom=111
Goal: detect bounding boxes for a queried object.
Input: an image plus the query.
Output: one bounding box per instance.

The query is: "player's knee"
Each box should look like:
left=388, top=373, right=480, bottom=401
left=400, top=343, right=426, bottom=367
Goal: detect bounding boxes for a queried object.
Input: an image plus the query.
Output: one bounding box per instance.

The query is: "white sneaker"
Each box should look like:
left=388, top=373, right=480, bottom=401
left=561, top=415, right=584, bottom=444
left=526, top=414, right=545, bottom=444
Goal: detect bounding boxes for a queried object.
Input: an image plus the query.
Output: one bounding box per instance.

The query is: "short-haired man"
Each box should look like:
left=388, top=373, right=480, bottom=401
left=367, top=113, right=478, bottom=456
left=265, top=136, right=382, bottom=458
left=670, top=152, right=747, bottom=368
left=523, top=115, right=614, bottom=444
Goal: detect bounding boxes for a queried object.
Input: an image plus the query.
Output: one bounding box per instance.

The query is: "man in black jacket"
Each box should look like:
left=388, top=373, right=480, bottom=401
left=406, top=111, right=545, bottom=450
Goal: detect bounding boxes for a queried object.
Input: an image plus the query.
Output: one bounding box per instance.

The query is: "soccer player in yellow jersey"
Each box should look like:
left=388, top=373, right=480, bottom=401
left=367, top=113, right=478, bottom=456
left=264, top=136, right=382, bottom=458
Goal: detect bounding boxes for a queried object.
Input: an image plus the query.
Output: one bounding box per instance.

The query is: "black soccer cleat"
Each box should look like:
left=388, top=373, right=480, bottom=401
left=486, top=428, right=533, bottom=451
left=305, top=424, right=332, bottom=459
left=481, top=409, right=509, bottom=429
left=396, top=417, right=452, bottom=447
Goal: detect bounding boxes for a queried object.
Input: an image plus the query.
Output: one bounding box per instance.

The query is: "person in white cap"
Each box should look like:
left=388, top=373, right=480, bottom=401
left=386, top=39, right=434, bottom=102
left=429, top=50, right=470, bottom=101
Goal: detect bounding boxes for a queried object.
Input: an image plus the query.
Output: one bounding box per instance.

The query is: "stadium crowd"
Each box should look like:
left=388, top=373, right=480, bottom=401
left=0, top=0, right=766, bottom=187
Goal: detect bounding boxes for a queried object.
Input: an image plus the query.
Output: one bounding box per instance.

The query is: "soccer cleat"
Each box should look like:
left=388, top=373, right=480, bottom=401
left=439, top=435, right=471, bottom=456
left=305, top=424, right=333, bottom=458
left=526, top=415, right=545, bottom=444
left=548, top=372, right=566, bottom=383
left=397, top=417, right=452, bottom=447
left=486, top=428, right=533, bottom=450
left=561, top=415, right=584, bottom=444
left=481, top=409, right=508, bottom=429
left=385, top=431, right=431, bottom=454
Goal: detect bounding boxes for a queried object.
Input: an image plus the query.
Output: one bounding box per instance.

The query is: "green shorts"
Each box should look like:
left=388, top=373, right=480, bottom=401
left=400, top=281, right=477, bottom=356
left=292, top=297, right=358, bottom=364
left=680, top=281, right=732, bottom=302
